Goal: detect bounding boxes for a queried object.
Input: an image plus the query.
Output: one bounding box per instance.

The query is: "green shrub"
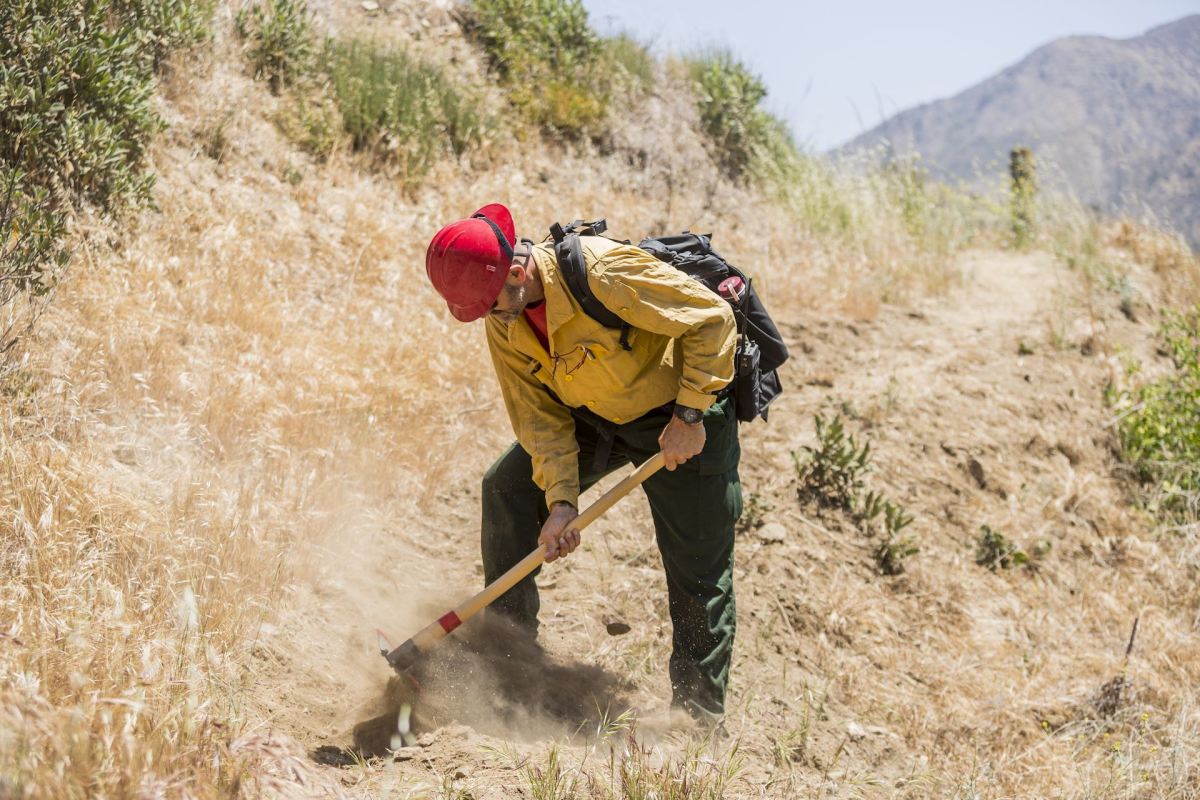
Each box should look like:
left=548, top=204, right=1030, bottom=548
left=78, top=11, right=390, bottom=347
left=1116, top=308, right=1200, bottom=523
left=1, top=0, right=208, bottom=351
left=2, top=0, right=167, bottom=212
left=975, top=525, right=1029, bottom=571
left=461, top=0, right=608, bottom=138
left=685, top=50, right=793, bottom=183
left=320, top=39, right=489, bottom=186
left=0, top=170, right=68, bottom=308
left=601, top=32, right=655, bottom=93
left=236, top=0, right=314, bottom=94
left=113, top=0, right=214, bottom=70
left=795, top=414, right=919, bottom=573
left=793, top=413, right=871, bottom=510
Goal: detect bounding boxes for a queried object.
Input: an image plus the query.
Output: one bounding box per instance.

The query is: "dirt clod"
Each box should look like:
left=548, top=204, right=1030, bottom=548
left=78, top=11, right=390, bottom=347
left=605, top=620, right=632, bottom=636
left=967, top=457, right=987, bottom=489
left=756, top=522, right=787, bottom=544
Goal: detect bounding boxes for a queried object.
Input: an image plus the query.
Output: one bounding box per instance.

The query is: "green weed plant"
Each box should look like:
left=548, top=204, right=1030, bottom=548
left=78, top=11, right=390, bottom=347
left=321, top=39, right=489, bottom=187
left=794, top=413, right=871, bottom=510
left=795, top=414, right=919, bottom=574
left=1116, top=308, right=1200, bottom=524
left=858, top=490, right=917, bottom=575
left=976, top=525, right=1029, bottom=571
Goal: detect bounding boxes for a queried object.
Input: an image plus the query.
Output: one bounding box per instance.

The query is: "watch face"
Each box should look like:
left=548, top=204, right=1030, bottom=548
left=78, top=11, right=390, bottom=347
left=676, top=406, right=703, bottom=424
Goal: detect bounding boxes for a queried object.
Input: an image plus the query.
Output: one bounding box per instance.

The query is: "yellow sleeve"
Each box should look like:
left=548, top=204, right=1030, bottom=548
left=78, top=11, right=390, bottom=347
left=590, top=244, right=736, bottom=410
left=485, top=316, right=580, bottom=508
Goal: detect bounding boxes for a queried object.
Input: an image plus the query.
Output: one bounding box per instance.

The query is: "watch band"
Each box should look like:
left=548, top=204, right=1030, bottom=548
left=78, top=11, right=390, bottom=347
left=673, top=404, right=704, bottom=425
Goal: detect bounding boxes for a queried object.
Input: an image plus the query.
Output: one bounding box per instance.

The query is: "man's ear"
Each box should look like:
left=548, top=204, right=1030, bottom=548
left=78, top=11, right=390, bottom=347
left=508, top=263, right=526, bottom=282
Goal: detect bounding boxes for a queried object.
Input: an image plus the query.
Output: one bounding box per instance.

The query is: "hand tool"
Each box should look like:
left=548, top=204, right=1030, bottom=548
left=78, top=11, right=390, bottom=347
left=378, top=452, right=666, bottom=674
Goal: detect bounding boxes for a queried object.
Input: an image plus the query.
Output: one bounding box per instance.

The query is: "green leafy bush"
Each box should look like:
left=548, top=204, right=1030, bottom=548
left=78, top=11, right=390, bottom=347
left=0, top=170, right=67, bottom=311
left=858, top=489, right=917, bottom=574
left=113, top=0, right=214, bottom=69
left=1, top=0, right=209, bottom=354
left=1116, top=308, right=1200, bottom=523
left=320, top=39, right=489, bottom=186
left=793, top=413, right=871, bottom=510
left=236, top=0, right=314, bottom=94
left=2, top=0, right=166, bottom=212
left=685, top=51, right=793, bottom=183
left=461, top=0, right=608, bottom=138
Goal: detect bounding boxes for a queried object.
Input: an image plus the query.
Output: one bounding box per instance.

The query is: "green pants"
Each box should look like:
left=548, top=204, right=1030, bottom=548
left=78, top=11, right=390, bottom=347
left=481, top=398, right=742, bottom=722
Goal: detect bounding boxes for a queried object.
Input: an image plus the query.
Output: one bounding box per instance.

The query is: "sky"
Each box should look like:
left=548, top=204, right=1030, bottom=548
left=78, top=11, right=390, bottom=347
left=580, top=0, right=1200, bottom=151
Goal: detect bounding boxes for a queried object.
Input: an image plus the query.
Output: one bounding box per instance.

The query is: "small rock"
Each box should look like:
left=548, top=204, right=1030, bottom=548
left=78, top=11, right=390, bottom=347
left=453, top=767, right=470, bottom=780
left=417, top=732, right=436, bottom=748
left=605, top=620, right=631, bottom=636
left=756, top=523, right=787, bottom=544
left=393, top=747, right=418, bottom=762
left=361, top=0, right=379, bottom=9
left=846, top=721, right=867, bottom=741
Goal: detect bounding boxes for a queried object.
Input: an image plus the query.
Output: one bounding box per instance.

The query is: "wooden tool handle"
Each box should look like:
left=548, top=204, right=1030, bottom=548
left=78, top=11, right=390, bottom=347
left=408, top=452, right=666, bottom=652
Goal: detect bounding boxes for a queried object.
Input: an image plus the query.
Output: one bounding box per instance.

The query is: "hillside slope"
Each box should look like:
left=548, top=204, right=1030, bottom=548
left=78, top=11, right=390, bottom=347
left=2, top=2, right=1198, bottom=799
left=250, top=231, right=1200, bottom=797
left=843, top=14, right=1200, bottom=247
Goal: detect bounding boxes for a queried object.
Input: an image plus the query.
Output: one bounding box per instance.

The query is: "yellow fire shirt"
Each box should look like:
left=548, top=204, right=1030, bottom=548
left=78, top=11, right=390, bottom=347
left=485, top=236, right=736, bottom=508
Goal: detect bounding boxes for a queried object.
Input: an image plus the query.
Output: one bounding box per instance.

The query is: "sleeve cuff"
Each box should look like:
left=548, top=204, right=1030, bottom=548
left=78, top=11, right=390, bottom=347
left=545, top=482, right=580, bottom=510
left=675, top=387, right=718, bottom=412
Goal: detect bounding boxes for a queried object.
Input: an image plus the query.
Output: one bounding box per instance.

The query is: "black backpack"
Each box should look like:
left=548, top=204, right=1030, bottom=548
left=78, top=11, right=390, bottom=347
left=548, top=219, right=787, bottom=422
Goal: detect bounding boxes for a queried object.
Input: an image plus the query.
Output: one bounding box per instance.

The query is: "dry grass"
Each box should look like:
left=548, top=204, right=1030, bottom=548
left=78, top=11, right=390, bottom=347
left=2, top=3, right=1198, bottom=798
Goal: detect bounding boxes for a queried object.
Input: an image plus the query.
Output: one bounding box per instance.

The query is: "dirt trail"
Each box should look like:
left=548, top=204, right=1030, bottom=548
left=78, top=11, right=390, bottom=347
left=249, top=247, right=1173, bottom=796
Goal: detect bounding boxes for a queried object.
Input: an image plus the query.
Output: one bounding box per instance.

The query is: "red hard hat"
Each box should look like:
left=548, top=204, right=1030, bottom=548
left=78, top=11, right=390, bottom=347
left=425, top=203, right=517, bottom=322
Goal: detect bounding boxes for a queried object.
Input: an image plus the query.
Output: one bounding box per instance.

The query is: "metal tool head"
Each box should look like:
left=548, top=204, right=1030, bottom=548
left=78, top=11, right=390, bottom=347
left=383, top=638, right=421, bottom=674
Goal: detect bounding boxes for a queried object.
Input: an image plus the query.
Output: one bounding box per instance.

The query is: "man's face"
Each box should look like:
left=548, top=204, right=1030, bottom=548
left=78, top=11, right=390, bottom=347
left=488, top=244, right=533, bottom=324
left=489, top=281, right=529, bottom=325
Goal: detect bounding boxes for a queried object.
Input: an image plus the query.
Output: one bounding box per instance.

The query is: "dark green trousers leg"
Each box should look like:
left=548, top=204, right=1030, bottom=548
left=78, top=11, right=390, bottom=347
left=480, top=423, right=629, bottom=631
left=635, top=400, right=741, bottom=723
left=481, top=399, right=741, bottom=722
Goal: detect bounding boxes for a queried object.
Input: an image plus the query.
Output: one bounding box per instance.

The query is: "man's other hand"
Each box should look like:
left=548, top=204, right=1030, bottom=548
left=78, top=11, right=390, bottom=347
left=659, top=414, right=706, bottom=471
left=540, top=502, right=581, bottom=562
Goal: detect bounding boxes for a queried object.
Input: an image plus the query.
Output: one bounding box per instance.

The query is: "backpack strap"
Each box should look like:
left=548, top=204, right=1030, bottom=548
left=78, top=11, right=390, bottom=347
left=553, top=229, right=633, bottom=351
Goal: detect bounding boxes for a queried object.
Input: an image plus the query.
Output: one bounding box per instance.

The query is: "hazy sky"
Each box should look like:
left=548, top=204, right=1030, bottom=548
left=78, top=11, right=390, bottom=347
left=581, top=0, right=1200, bottom=151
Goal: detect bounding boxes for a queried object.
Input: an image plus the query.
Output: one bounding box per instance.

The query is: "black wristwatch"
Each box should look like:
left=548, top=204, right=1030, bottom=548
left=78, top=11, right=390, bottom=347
left=673, top=404, right=704, bottom=425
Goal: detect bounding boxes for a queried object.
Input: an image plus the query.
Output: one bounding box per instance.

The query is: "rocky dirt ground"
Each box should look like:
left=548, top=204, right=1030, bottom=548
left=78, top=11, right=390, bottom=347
left=246, top=242, right=1197, bottom=797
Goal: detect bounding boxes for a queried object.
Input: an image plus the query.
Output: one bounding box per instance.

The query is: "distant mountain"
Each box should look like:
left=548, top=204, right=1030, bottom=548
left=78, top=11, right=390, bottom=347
left=841, top=15, right=1200, bottom=247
